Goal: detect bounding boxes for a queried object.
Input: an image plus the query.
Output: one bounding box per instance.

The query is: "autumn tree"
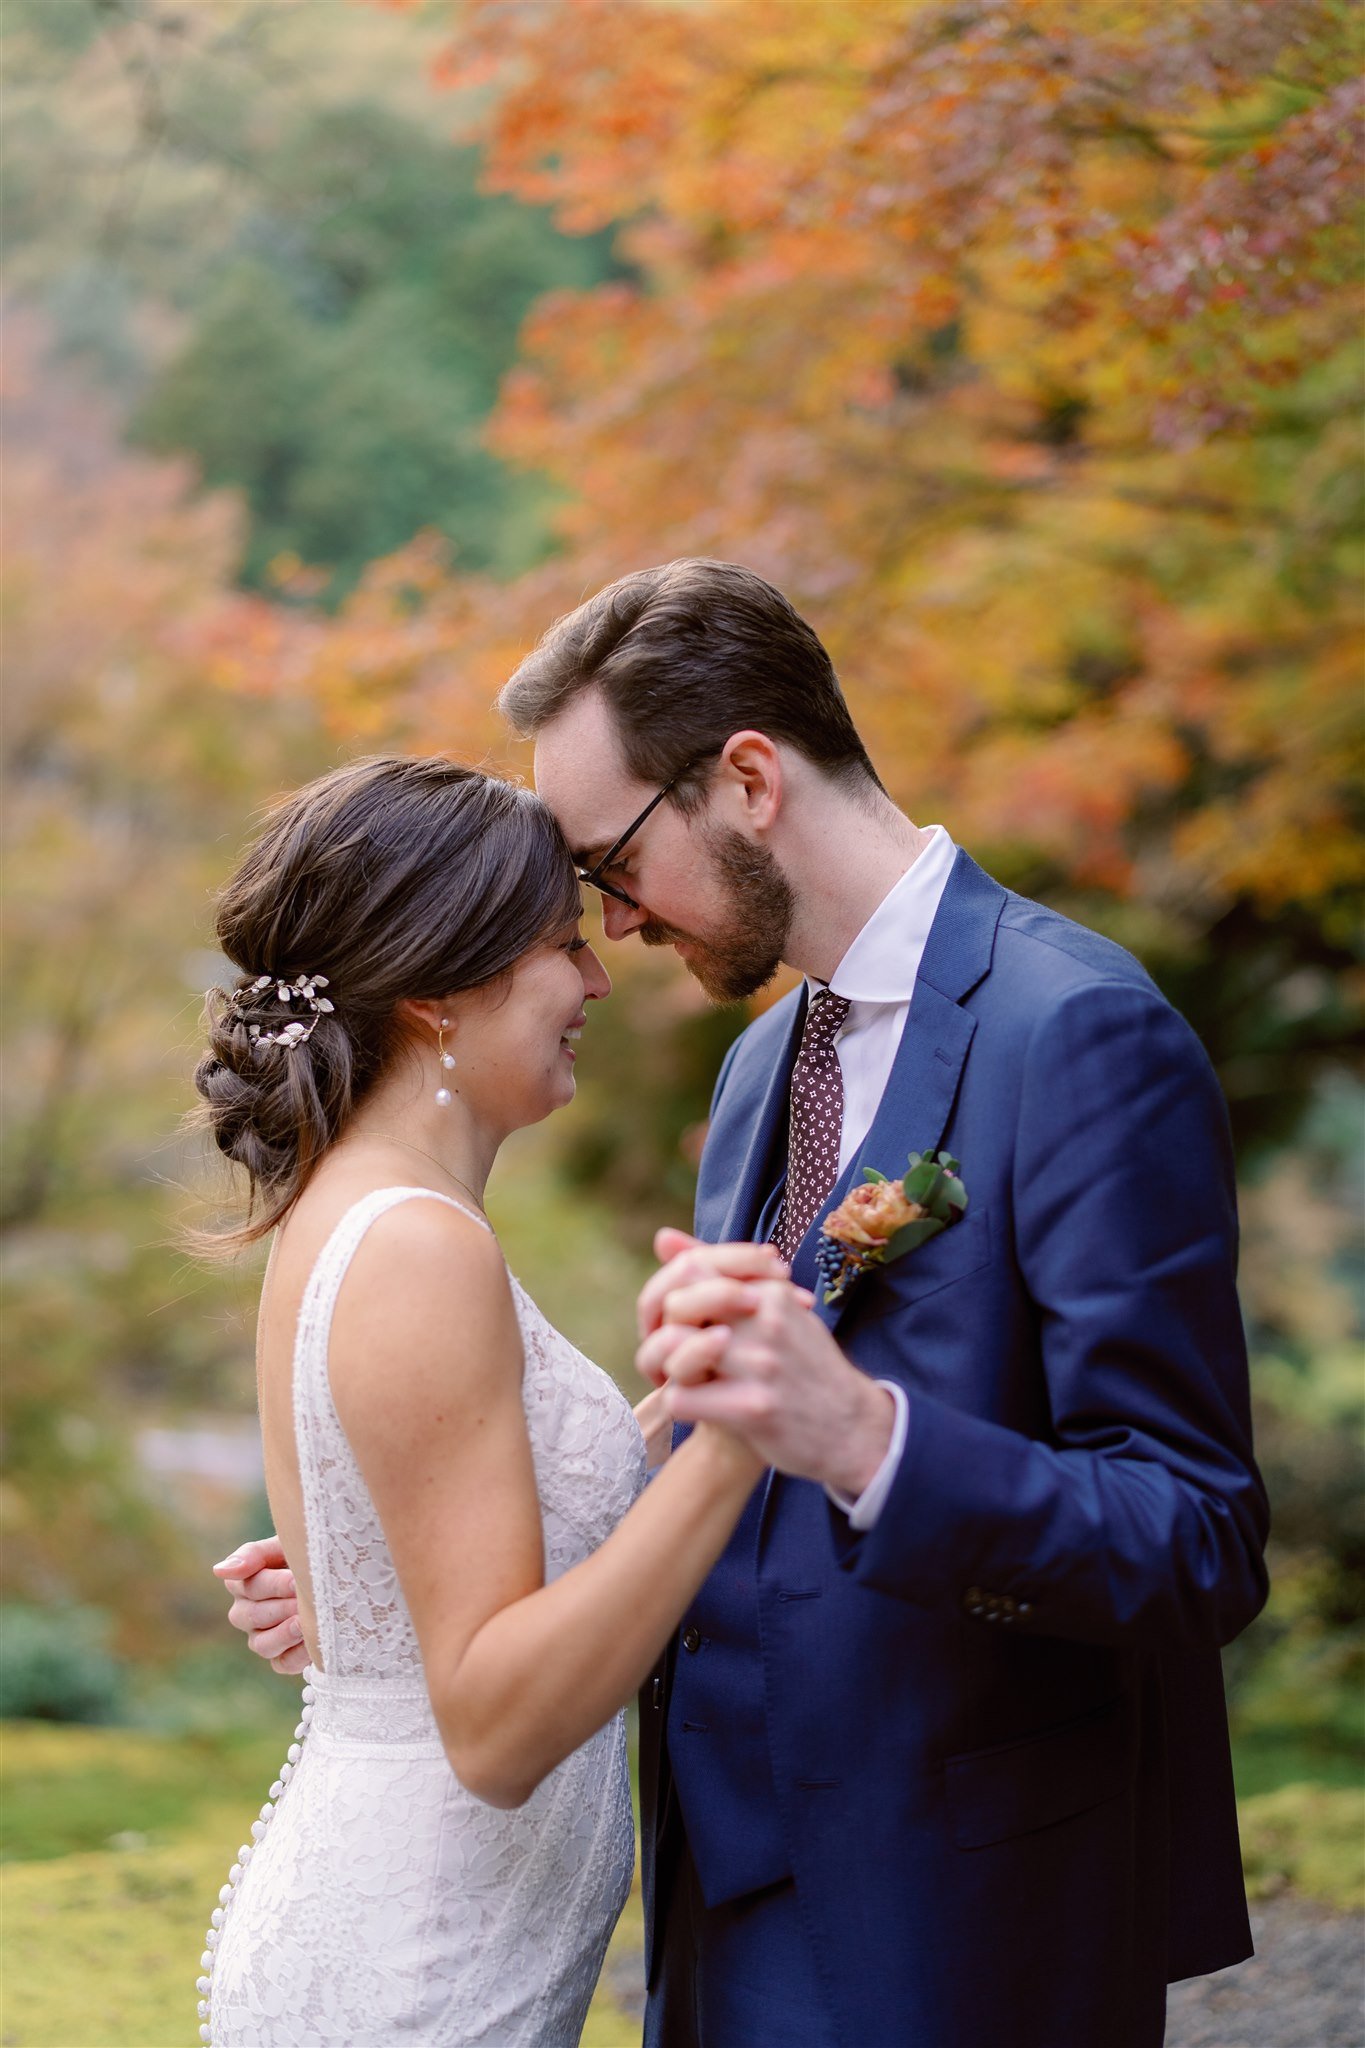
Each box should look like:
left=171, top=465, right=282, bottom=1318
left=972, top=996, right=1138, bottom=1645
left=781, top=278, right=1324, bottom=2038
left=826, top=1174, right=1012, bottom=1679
left=0, top=318, right=326, bottom=1642
left=319, top=0, right=1361, bottom=1161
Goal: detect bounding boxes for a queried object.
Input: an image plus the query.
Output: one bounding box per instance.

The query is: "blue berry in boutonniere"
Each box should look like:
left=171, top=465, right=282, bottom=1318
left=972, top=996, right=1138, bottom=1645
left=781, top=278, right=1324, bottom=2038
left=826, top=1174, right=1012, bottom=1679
left=817, top=1152, right=968, bottom=1306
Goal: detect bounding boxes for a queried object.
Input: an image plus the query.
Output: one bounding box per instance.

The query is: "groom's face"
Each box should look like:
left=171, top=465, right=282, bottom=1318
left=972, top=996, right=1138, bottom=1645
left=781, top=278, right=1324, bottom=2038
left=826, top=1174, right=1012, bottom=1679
left=533, top=689, right=793, bottom=1004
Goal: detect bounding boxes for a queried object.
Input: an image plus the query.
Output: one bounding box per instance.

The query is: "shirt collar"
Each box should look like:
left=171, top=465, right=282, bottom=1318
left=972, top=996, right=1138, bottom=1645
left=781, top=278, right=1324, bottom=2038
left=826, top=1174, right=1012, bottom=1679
left=805, top=826, right=957, bottom=1006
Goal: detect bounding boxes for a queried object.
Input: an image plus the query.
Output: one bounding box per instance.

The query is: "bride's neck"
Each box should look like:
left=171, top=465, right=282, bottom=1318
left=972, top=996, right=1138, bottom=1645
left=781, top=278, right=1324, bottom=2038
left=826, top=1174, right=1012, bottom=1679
left=336, top=1067, right=501, bottom=1206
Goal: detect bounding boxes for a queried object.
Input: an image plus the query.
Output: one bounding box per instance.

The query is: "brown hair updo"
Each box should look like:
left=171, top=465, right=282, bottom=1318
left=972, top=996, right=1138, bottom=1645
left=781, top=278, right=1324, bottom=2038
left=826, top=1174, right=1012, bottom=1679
left=193, top=754, right=581, bottom=1248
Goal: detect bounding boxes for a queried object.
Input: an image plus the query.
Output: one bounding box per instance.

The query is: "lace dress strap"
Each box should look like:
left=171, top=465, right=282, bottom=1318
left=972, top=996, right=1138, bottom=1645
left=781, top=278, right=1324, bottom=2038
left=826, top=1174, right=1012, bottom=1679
left=291, top=1185, right=494, bottom=1676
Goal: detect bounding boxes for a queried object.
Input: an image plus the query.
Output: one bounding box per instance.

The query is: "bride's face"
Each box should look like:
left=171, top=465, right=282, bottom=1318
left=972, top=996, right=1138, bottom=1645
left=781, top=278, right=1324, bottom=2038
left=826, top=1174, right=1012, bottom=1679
left=453, top=919, right=611, bottom=1131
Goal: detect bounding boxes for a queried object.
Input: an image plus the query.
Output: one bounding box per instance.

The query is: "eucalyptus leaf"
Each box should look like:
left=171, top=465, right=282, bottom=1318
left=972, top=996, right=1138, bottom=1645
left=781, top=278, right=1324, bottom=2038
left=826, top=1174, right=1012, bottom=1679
left=862, top=1167, right=889, bottom=1184
left=885, top=1215, right=946, bottom=1259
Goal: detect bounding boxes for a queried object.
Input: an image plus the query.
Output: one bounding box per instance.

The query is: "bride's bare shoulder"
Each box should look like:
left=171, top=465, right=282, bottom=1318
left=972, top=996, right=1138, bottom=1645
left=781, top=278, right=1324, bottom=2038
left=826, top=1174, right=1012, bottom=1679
left=264, top=1172, right=510, bottom=1369
left=275, top=1162, right=494, bottom=1274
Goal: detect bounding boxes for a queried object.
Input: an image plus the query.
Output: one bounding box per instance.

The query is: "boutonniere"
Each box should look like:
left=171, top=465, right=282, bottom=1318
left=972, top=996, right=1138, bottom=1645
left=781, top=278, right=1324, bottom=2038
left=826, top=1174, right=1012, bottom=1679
left=816, top=1151, right=969, bottom=1306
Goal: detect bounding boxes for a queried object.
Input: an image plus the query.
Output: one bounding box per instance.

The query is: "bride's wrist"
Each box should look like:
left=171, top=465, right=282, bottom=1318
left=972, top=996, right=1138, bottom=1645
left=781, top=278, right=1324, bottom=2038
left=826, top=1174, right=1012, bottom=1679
left=688, top=1419, right=765, bottom=1488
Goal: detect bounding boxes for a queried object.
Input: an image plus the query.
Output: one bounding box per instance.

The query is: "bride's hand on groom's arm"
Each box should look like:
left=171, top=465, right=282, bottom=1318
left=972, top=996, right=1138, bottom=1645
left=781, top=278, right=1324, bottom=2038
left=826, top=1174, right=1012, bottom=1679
left=636, top=1229, right=895, bottom=1499
left=213, top=1536, right=308, bottom=1675
left=631, top=1387, right=676, bottom=1471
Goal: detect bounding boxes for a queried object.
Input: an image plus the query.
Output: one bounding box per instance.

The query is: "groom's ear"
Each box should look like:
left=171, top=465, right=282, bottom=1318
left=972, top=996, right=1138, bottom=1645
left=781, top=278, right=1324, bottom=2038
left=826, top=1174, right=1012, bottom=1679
left=715, top=731, right=782, bottom=832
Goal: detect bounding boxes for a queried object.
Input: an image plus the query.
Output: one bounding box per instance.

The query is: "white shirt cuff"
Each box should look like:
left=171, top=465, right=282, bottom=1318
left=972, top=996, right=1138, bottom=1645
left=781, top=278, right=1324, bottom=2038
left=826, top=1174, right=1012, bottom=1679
left=825, top=1380, right=909, bottom=1531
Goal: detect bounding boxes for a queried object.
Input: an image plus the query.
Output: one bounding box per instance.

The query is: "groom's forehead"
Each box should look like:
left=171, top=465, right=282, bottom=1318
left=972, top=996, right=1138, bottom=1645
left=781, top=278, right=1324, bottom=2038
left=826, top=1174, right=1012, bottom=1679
left=532, top=694, right=642, bottom=862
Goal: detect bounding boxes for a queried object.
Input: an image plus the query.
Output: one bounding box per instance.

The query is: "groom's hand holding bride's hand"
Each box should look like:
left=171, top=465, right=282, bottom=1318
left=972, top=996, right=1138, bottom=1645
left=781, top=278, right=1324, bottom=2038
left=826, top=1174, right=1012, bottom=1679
left=213, top=1537, right=307, bottom=1674
left=637, top=1230, right=895, bottom=1500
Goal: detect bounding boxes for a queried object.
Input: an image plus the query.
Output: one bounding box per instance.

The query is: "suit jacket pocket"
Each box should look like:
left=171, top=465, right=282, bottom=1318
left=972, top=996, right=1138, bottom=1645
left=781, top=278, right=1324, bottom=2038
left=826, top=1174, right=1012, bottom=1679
left=852, top=1205, right=992, bottom=1322
left=947, top=1692, right=1131, bottom=1850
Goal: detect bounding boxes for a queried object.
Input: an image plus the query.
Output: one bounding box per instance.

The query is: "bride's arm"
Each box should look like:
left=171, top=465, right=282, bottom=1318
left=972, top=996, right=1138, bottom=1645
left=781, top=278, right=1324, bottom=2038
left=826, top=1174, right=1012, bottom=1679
left=328, top=1201, right=763, bottom=1811
left=632, top=1386, right=674, bottom=1470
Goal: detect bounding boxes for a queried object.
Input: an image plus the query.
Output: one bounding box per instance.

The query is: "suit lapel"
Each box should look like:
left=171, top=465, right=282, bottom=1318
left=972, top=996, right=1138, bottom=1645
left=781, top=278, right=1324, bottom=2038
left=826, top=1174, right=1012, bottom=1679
left=809, top=986, right=976, bottom=1330
left=717, top=988, right=807, bottom=1245
left=792, top=849, right=1006, bottom=1331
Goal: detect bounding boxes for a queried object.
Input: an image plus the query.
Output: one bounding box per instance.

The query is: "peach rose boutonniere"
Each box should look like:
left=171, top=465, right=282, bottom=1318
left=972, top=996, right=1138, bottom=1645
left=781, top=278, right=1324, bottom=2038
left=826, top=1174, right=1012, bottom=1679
left=816, top=1151, right=968, bottom=1306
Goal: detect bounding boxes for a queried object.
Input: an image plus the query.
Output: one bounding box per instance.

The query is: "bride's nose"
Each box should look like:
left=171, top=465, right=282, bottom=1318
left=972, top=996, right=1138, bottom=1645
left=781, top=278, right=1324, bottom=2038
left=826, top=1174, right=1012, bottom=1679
left=579, top=946, right=612, bottom=1001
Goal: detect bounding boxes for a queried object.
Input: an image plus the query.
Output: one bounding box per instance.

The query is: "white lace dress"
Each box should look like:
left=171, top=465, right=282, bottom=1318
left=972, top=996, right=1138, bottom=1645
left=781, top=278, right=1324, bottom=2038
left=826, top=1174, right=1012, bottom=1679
left=200, top=1187, right=647, bottom=2046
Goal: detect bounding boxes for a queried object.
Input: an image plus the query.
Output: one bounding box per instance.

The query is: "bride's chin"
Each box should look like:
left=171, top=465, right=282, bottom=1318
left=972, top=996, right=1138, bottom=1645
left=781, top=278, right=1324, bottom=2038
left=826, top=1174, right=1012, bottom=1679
left=540, top=1071, right=577, bottom=1118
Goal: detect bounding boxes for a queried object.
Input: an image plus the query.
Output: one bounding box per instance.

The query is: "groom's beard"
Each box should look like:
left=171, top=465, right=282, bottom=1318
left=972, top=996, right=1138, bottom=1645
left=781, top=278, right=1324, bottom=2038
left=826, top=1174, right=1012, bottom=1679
left=639, top=825, right=794, bottom=1005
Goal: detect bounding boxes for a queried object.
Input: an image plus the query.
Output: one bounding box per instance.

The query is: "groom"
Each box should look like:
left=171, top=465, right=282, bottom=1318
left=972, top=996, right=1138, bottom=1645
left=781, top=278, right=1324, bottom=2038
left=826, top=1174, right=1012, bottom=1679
left=222, top=560, right=1268, bottom=2046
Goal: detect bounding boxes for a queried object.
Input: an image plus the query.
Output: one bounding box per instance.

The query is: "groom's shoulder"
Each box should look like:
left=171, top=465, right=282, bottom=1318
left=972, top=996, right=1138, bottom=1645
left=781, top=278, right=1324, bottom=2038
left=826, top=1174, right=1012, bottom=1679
left=710, top=986, right=801, bottom=1101
left=989, top=885, right=1161, bottom=1011
left=970, top=886, right=1212, bottom=1089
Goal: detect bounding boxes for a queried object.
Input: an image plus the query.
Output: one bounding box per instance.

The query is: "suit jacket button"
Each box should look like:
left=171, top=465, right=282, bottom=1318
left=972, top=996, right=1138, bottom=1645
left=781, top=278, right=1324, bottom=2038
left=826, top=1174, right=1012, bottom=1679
left=682, top=1626, right=702, bottom=1654
left=1017, top=1602, right=1032, bottom=1617
left=963, top=1586, right=985, bottom=1613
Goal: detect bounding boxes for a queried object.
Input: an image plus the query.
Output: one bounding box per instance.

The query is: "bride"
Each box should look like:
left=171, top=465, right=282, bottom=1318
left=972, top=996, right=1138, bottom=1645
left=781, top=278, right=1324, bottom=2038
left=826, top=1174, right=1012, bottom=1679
left=190, top=754, right=786, bottom=2046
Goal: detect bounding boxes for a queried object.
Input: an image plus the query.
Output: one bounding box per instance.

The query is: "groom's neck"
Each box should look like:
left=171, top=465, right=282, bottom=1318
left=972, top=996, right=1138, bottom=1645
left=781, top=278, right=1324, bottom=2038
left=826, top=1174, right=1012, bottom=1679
left=776, top=780, right=932, bottom=985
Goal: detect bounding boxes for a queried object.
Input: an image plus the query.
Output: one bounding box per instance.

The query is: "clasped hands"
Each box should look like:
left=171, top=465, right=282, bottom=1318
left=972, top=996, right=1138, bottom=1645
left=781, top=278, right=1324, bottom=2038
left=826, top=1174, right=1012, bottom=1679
left=637, top=1228, right=895, bottom=1501
left=215, top=1229, right=895, bottom=1679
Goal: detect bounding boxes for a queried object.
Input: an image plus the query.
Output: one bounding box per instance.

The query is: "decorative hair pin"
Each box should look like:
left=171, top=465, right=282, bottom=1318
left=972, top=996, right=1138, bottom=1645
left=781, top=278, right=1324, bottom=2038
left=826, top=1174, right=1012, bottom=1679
left=226, top=974, right=335, bottom=1049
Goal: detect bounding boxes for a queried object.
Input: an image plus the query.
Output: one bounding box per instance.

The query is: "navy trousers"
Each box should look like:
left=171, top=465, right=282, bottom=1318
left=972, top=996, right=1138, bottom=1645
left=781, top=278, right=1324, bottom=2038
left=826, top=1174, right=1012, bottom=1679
left=643, top=1825, right=837, bottom=2048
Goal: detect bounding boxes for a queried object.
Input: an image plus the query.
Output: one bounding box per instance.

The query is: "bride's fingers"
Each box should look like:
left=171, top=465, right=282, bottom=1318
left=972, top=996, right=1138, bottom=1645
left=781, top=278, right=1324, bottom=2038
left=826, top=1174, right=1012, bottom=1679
left=247, top=1613, right=306, bottom=1663
left=653, top=1226, right=700, bottom=1262
left=658, top=1325, right=732, bottom=1388
left=663, top=1375, right=774, bottom=1429
left=220, top=1566, right=296, bottom=1606
left=637, top=1243, right=786, bottom=1336
left=213, top=1536, right=289, bottom=1581
left=227, top=1594, right=297, bottom=1633
left=660, top=1276, right=764, bottom=1330
left=636, top=1319, right=724, bottom=1388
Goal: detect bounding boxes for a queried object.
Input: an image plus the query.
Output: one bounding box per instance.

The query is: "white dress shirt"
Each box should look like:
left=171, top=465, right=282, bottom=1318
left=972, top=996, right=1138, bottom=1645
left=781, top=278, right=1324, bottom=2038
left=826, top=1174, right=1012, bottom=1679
left=809, top=826, right=958, bottom=1528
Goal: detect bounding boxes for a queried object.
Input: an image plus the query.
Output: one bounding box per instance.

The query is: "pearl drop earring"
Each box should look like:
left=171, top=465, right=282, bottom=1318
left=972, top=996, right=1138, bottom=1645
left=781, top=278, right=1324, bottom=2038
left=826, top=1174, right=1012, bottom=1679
left=435, top=1018, right=456, bottom=1108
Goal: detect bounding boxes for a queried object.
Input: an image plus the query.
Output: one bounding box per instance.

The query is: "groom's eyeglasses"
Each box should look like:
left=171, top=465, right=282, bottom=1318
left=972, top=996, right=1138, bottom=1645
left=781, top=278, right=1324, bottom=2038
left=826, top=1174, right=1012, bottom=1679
left=576, top=759, right=704, bottom=910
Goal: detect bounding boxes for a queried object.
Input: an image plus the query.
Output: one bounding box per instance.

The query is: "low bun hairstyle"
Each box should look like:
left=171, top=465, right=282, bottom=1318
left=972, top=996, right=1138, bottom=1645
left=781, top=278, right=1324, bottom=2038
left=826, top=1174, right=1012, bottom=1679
left=192, top=755, right=581, bottom=1249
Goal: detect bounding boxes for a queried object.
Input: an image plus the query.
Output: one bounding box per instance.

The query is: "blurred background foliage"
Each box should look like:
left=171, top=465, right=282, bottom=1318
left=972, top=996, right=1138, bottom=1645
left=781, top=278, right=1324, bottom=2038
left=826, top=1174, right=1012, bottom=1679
left=1, top=1, right=1361, bottom=2037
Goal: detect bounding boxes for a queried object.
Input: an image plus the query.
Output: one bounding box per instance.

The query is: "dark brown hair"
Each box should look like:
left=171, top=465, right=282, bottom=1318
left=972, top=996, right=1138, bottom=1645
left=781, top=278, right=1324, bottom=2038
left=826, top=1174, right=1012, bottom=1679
left=192, top=755, right=580, bottom=1249
left=497, top=559, right=883, bottom=810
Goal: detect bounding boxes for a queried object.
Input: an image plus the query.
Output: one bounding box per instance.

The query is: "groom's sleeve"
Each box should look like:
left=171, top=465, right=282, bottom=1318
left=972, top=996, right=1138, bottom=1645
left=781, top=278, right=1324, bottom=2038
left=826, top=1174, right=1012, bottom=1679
left=831, top=978, right=1270, bottom=1651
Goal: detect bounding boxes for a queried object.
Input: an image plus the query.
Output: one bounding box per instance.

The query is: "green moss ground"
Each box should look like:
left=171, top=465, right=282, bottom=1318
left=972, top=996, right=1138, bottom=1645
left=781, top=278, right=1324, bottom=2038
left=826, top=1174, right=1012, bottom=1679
left=0, top=1722, right=641, bottom=2047
left=1, top=1719, right=1357, bottom=2045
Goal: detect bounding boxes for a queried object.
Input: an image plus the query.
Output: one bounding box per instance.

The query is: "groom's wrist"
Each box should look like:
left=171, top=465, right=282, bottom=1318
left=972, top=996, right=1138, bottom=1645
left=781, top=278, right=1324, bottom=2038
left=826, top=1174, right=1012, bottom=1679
left=824, top=1376, right=898, bottom=1499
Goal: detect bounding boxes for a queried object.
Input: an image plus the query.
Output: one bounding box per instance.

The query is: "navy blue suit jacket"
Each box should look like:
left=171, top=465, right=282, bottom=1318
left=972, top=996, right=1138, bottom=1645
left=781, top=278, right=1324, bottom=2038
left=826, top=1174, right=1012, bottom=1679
left=639, top=850, right=1268, bottom=2046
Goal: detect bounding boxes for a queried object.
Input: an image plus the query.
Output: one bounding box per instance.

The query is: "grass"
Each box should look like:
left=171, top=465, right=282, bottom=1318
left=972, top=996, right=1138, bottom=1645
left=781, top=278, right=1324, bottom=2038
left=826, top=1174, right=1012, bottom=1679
left=0, top=1703, right=1358, bottom=2044
left=0, top=1720, right=643, bottom=2048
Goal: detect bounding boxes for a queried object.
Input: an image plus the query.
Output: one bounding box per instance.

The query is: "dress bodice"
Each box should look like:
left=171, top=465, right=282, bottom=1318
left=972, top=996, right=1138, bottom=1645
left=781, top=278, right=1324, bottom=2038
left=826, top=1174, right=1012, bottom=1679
left=292, top=1185, right=647, bottom=1684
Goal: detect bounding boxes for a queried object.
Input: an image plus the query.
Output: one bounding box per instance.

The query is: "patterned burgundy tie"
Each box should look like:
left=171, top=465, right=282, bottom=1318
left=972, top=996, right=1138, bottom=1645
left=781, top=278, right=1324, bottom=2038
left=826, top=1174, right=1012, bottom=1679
left=772, top=987, right=851, bottom=1262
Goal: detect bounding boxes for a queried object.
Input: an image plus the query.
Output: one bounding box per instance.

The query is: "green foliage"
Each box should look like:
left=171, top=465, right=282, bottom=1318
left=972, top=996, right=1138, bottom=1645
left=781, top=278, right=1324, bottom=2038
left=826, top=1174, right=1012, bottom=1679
left=1, top=0, right=99, bottom=55
left=0, top=1718, right=290, bottom=1863
left=131, top=101, right=614, bottom=597
left=0, top=1605, right=126, bottom=1726
left=1237, top=1782, right=1364, bottom=1913
left=0, top=3, right=617, bottom=601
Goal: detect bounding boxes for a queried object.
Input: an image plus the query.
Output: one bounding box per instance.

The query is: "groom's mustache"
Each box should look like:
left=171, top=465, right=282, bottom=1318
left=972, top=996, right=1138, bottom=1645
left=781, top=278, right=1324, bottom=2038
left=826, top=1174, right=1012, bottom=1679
left=639, top=918, right=693, bottom=949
